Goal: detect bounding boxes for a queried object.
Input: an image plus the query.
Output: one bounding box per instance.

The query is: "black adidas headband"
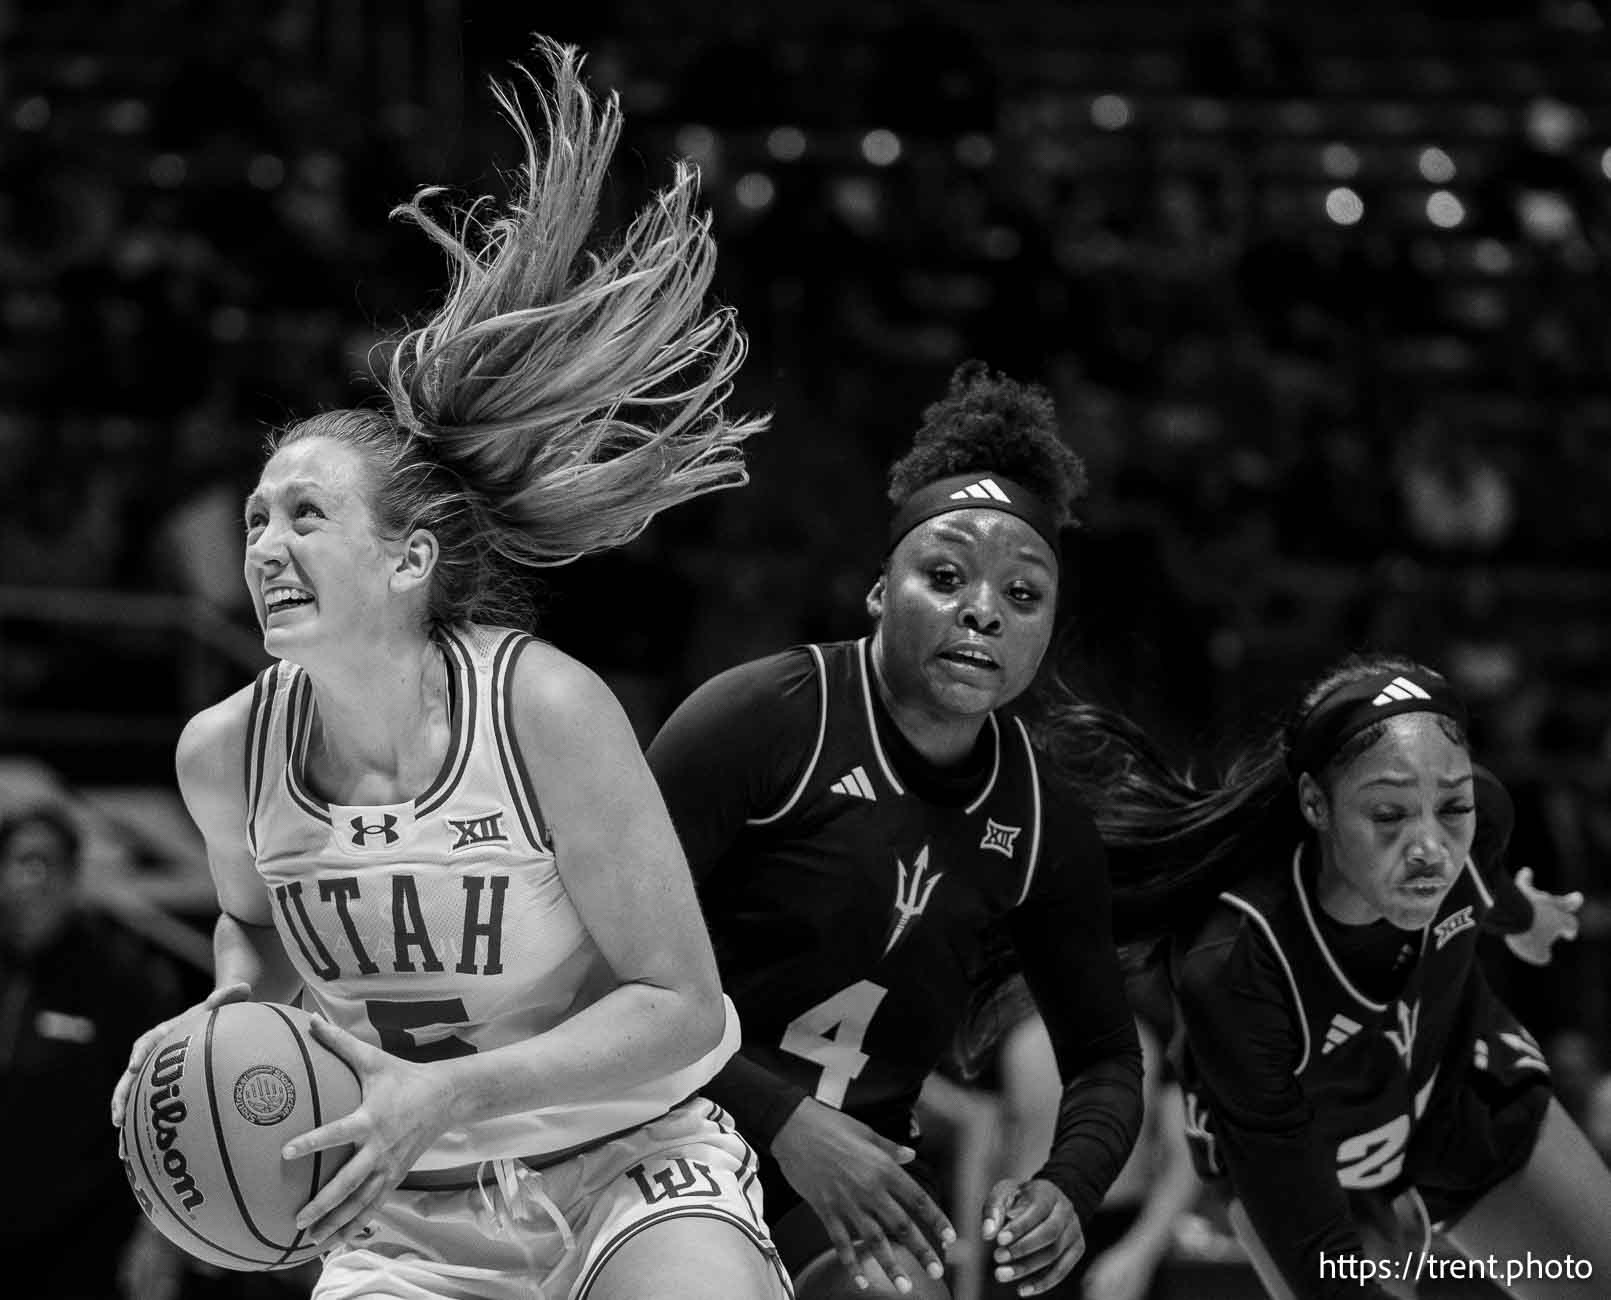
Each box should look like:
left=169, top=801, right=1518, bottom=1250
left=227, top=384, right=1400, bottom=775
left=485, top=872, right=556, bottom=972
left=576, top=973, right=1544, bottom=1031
left=886, top=473, right=1061, bottom=556
left=1285, top=670, right=1469, bottom=778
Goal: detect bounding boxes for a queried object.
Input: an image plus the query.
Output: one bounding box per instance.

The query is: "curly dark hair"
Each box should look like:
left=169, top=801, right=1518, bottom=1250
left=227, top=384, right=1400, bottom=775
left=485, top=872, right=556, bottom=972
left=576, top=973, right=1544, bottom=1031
left=886, top=360, right=1087, bottom=529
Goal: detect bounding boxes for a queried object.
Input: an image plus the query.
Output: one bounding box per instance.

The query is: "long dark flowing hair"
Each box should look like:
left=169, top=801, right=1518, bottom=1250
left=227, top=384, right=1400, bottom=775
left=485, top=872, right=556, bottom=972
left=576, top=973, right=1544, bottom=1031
left=951, top=651, right=1460, bottom=1077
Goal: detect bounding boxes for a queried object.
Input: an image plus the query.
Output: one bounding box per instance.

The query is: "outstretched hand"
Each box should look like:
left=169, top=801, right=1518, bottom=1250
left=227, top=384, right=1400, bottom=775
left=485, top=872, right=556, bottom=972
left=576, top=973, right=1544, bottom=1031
left=280, top=1016, right=453, bottom=1250
left=771, top=1098, right=955, bottom=1292
left=1505, top=867, right=1583, bottom=967
left=111, top=982, right=252, bottom=1128
left=981, top=1178, right=1085, bottom=1297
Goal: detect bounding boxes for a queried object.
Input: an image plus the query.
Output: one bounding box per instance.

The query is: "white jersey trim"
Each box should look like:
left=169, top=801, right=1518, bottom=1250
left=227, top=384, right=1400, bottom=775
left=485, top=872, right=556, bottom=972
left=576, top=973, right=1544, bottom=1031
left=1013, top=717, right=1045, bottom=907
left=1219, top=888, right=1314, bottom=1075
left=747, top=644, right=829, bottom=827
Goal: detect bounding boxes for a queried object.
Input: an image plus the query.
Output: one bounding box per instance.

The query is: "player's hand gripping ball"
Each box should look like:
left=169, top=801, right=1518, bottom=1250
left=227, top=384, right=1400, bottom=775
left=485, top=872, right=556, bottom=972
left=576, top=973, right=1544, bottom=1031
left=119, top=1001, right=361, bottom=1270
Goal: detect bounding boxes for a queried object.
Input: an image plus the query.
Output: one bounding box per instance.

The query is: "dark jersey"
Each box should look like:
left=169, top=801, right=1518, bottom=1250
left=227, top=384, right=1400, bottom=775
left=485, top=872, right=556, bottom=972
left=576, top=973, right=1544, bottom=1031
left=649, top=638, right=1141, bottom=1222
left=1171, top=768, right=1549, bottom=1300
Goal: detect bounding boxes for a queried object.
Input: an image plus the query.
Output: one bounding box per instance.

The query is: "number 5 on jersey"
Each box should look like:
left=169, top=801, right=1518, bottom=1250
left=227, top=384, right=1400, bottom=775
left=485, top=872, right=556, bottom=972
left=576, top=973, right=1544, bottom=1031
left=780, top=980, right=889, bottom=1107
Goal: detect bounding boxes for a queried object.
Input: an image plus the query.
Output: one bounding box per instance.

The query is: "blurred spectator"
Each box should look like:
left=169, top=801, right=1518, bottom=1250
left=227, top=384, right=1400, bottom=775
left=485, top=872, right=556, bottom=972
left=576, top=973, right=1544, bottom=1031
left=1474, top=97, right=1608, bottom=254
left=1396, top=418, right=1516, bottom=556
left=0, top=801, right=187, bottom=1299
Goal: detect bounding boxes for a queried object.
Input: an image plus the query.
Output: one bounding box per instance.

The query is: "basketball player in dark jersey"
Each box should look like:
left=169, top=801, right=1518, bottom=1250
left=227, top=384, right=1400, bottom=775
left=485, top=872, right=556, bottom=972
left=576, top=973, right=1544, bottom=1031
left=1048, top=655, right=1608, bottom=1299
left=649, top=363, right=1142, bottom=1300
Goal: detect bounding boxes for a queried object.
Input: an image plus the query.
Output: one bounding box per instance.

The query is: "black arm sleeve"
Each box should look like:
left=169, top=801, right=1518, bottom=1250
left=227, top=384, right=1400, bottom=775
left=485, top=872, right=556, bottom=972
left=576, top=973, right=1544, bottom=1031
left=647, top=650, right=821, bottom=1148
left=1008, top=794, right=1144, bottom=1227
left=1472, top=764, right=1533, bottom=936
left=1173, top=929, right=1392, bottom=1300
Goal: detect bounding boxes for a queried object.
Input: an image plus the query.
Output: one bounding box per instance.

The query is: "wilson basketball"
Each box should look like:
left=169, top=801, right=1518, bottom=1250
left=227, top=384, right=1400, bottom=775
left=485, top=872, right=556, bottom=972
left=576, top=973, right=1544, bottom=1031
left=119, top=1001, right=362, bottom=1270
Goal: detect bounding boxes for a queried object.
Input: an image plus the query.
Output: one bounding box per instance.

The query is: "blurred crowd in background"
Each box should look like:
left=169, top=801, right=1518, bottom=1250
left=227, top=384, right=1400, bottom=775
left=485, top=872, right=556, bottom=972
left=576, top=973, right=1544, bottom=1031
left=4, top=1, right=1611, bottom=1292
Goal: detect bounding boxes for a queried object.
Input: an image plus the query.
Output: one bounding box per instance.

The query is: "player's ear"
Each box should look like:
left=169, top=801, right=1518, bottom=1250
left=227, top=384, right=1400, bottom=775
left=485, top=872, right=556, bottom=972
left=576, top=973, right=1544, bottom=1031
left=866, top=572, right=886, bottom=620
left=390, top=528, right=438, bottom=595
left=1297, top=772, right=1329, bottom=831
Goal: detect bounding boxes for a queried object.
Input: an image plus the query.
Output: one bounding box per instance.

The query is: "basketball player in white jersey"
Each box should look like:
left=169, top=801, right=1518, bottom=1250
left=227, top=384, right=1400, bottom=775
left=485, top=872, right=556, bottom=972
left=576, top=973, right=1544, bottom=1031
left=111, top=38, right=788, bottom=1300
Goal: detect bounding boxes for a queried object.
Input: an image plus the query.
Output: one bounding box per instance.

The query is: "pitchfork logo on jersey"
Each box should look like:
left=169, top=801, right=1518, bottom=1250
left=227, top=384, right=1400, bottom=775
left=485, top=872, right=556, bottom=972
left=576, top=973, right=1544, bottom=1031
left=883, top=844, right=944, bottom=957
left=349, top=814, right=400, bottom=848
left=1385, top=999, right=1420, bottom=1068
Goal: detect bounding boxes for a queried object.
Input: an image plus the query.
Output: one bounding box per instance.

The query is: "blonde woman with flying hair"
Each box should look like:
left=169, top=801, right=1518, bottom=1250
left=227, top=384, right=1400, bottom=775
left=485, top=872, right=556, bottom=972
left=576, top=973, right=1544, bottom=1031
left=110, top=37, right=790, bottom=1300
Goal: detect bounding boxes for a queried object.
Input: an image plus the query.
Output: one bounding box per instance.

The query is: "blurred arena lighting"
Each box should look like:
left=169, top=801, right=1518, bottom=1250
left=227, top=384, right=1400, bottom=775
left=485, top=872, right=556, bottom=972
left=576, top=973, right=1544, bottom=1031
left=956, top=132, right=995, bottom=167
left=1473, top=239, right=1513, bottom=274
left=247, top=154, right=286, bottom=190
left=1325, top=186, right=1364, bottom=225
left=14, top=96, right=50, bottom=130
left=983, top=226, right=1022, bottom=260
left=1321, top=143, right=1360, bottom=179
left=674, top=124, right=719, bottom=165
left=107, top=99, right=148, bottom=134
left=1427, top=190, right=1465, bottom=228
left=766, top=126, right=807, bottom=162
left=149, top=153, right=187, bottom=188
left=1091, top=94, right=1132, bottom=130
left=1600, top=146, right=1611, bottom=180
left=1418, top=146, right=1457, bottom=184
left=861, top=129, right=902, bottom=166
left=735, top=172, right=776, bottom=210
left=210, top=307, right=249, bottom=342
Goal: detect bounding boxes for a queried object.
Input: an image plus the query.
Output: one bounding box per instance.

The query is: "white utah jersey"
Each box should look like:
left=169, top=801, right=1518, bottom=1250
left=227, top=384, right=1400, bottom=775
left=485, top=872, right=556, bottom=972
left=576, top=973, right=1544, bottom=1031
left=243, top=621, right=737, bottom=1168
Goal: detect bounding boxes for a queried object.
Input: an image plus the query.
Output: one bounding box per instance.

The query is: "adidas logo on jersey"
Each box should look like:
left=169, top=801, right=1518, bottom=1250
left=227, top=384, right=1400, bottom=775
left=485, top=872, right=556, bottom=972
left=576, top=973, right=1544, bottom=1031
left=1322, top=1013, right=1363, bottom=1054
left=830, top=766, right=877, bottom=800
left=948, top=477, right=1011, bottom=503
left=1372, top=676, right=1431, bottom=707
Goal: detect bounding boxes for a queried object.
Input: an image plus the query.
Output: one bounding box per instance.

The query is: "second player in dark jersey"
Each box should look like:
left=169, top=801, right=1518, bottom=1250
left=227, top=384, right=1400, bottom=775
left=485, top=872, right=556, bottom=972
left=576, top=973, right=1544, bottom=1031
left=650, top=364, right=1142, bottom=1300
left=1047, top=653, right=1605, bottom=1300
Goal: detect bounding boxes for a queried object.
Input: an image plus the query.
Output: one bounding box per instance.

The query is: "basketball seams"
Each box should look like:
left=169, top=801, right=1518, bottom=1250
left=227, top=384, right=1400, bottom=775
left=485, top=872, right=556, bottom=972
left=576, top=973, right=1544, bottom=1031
left=205, top=1007, right=310, bottom=1258
left=263, top=1001, right=357, bottom=1266
left=129, top=1029, right=281, bottom=1269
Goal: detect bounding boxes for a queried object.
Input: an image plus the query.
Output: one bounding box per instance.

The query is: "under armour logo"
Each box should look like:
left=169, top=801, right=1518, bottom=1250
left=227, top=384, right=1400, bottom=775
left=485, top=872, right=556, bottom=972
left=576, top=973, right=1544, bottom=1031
left=448, top=811, right=509, bottom=852
left=349, top=814, right=399, bottom=847
left=979, top=819, right=1021, bottom=859
left=1372, top=676, right=1431, bottom=707
left=948, top=477, right=1011, bottom=503
left=883, top=845, right=943, bottom=957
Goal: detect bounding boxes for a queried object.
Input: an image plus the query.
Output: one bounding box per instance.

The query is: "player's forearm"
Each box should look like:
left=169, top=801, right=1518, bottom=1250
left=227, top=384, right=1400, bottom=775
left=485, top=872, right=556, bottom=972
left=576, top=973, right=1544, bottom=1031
left=213, top=912, right=301, bottom=1002
left=436, top=980, right=726, bottom=1129
left=702, top=1050, right=811, bottom=1150
left=1033, top=1045, right=1145, bottom=1226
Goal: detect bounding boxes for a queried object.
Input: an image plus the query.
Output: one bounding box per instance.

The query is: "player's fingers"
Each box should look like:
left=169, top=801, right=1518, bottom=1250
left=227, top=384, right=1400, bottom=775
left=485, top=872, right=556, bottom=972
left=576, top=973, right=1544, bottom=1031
left=886, top=1203, right=948, bottom=1281
left=871, top=1132, right=919, bottom=1166
left=112, top=1028, right=168, bottom=1125
left=295, top=1157, right=379, bottom=1238
left=305, top=1014, right=380, bottom=1070
left=1515, top=866, right=1534, bottom=888
left=994, top=1204, right=1064, bottom=1260
left=283, top=1112, right=366, bottom=1160
left=981, top=1178, right=1018, bottom=1239
left=894, top=1178, right=956, bottom=1264
left=1015, top=1231, right=1086, bottom=1296
left=305, top=1173, right=385, bottom=1246
left=996, top=1187, right=1056, bottom=1245
left=823, top=1217, right=870, bottom=1291
left=857, top=1224, right=913, bottom=1296
left=204, top=982, right=252, bottom=1008
left=1561, top=892, right=1585, bottom=912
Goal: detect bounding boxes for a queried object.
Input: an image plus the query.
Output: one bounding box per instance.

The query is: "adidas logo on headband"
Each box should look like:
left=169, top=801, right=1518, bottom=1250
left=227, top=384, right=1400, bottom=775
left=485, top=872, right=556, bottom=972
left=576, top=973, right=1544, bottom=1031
left=1372, top=676, right=1431, bottom=707
left=948, top=478, right=1011, bottom=503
